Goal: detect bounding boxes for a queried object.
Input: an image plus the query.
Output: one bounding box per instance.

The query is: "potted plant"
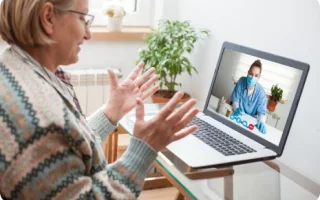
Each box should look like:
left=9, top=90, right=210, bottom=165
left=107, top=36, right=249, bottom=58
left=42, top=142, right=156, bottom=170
left=267, top=84, right=283, bottom=112
left=102, top=0, right=126, bottom=32
left=136, top=20, right=210, bottom=103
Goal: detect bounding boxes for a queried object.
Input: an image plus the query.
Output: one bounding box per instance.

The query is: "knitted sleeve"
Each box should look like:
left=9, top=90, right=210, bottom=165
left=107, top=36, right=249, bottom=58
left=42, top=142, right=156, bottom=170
left=0, top=106, right=157, bottom=200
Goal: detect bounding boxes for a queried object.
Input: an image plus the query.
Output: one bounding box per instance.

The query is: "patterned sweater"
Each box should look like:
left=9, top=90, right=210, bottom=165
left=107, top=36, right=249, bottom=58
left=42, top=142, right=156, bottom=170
left=0, top=47, right=157, bottom=200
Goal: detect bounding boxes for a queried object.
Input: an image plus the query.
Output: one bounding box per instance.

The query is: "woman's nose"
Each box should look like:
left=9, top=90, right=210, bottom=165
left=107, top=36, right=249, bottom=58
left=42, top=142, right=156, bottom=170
left=84, top=27, right=91, bottom=40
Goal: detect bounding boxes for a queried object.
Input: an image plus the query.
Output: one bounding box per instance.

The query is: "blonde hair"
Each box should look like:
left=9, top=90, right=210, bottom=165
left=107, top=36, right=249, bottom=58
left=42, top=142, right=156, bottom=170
left=0, top=0, right=74, bottom=47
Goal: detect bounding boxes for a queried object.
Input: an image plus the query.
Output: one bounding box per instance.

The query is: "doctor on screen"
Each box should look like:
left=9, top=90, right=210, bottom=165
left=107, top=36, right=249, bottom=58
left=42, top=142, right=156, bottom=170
left=231, top=59, right=268, bottom=134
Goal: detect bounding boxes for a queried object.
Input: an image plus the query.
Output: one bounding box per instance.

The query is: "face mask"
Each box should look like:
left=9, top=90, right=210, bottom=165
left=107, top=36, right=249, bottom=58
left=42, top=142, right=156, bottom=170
left=247, top=75, right=258, bottom=86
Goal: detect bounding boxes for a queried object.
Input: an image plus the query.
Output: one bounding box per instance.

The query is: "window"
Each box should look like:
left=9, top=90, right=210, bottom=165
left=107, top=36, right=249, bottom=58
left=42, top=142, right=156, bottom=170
left=120, top=0, right=137, bottom=12
left=233, top=54, right=302, bottom=101
left=89, top=0, right=154, bottom=26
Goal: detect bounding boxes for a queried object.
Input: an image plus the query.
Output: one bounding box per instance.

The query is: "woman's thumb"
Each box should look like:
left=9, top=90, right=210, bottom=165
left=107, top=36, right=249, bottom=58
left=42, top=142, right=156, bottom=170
left=106, top=68, right=118, bottom=90
left=135, top=98, right=144, bottom=121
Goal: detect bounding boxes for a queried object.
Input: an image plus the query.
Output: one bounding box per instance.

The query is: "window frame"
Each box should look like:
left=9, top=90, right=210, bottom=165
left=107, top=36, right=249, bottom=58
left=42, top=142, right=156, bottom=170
left=90, top=0, right=154, bottom=27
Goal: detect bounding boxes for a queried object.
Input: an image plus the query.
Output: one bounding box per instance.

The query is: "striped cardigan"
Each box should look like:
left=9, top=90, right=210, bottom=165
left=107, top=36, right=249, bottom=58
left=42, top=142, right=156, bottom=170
left=0, top=47, right=157, bottom=200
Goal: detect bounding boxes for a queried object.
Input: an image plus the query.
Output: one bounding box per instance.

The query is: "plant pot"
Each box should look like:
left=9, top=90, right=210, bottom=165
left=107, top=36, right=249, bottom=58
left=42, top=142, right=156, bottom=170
left=108, top=17, right=123, bottom=32
left=151, top=90, right=191, bottom=103
left=267, top=99, right=278, bottom=112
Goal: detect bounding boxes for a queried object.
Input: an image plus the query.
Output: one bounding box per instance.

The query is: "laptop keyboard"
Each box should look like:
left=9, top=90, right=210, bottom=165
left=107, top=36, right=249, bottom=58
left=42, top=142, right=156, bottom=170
left=187, top=117, right=257, bottom=156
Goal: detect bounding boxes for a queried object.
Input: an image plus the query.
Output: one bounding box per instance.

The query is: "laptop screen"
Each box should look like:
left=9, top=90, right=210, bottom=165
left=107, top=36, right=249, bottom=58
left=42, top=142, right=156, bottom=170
left=206, top=46, right=306, bottom=147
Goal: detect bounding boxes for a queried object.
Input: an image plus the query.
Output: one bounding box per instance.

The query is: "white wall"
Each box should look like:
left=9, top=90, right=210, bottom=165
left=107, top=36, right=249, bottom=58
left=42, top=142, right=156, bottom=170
left=0, top=40, right=143, bottom=83
left=211, top=49, right=240, bottom=103
left=178, top=0, right=320, bottom=186
left=272, top=75, right=301, bottom=131
left=68, top=40, right=144, bottom=78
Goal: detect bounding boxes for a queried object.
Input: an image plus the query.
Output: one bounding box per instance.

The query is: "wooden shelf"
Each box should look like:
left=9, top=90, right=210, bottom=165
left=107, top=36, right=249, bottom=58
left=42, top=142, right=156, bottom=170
left=0, top=26, right=152, bottom=42
left=90, top=26, right=152, bottom=41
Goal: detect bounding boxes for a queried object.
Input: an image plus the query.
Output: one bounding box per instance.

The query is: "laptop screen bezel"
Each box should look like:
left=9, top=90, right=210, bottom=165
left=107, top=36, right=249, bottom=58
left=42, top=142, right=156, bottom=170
left=203, top=42, right=309, bottom=156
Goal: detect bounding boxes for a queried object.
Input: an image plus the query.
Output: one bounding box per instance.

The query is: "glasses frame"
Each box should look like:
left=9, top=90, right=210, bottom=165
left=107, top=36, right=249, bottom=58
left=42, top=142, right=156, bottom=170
left=67, top=10, right=95, bottom=28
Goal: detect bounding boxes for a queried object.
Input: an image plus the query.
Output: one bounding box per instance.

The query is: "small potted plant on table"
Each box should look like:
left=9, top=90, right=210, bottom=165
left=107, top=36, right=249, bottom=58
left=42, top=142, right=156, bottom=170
left=267, top=84, right=283, bottom=112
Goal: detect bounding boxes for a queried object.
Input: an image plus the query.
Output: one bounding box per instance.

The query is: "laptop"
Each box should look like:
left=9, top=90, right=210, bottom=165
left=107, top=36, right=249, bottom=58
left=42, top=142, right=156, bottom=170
left=165, top=42, right=309, bottom=168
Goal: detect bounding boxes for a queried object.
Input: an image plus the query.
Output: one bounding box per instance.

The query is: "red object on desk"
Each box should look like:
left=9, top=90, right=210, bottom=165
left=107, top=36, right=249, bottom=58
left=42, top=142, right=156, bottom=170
left=248, top=124, right=254, bottom=130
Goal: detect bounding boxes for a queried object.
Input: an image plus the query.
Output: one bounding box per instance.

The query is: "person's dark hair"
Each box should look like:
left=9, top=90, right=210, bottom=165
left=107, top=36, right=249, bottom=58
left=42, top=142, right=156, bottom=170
left=249, top=59, right=262, bottom=74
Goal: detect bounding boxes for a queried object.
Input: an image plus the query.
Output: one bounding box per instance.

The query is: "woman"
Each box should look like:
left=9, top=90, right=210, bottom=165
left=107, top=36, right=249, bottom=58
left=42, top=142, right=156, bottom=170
left=0, top=0, right=199, bottom=199
left=231, top=59, right=267, bottom=134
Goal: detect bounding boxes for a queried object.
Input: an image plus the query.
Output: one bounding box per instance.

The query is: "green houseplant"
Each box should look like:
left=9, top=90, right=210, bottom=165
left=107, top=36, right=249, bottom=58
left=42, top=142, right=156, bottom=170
left=267, top=84, right=283, bottom=112
left=137, top=20, right=210, bottom=103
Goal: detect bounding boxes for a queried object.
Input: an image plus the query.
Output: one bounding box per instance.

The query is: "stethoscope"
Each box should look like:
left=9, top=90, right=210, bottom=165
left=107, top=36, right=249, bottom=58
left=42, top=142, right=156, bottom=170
left=243, top=85, right=256, bottom=107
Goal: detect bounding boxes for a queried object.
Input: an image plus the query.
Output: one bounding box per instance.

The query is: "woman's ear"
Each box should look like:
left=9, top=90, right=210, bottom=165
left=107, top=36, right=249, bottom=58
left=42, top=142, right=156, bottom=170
left=39, top=2, right=56, bottom=36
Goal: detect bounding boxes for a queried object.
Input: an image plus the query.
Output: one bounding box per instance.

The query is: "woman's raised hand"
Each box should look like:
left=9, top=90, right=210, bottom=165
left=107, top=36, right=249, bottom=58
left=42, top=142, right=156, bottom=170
left=133, top=92, right=199, bottom=152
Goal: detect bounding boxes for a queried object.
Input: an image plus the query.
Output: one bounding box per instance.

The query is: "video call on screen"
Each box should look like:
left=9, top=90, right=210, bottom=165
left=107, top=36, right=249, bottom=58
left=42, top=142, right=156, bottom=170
left=207, top=49, right=303, bottom=146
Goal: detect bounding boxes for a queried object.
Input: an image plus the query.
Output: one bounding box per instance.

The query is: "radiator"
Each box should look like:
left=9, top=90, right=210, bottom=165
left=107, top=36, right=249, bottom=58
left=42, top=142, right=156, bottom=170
left=64, top=68, right=122, bottom=117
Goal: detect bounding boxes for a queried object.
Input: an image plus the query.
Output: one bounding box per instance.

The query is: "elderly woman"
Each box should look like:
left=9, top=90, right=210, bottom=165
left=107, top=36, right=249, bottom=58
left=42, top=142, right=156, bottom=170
left=0, top=0, right=199, bottom=199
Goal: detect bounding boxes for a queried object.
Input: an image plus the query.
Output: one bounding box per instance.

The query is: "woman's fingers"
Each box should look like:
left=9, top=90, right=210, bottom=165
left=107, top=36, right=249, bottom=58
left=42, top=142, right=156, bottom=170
left=166, top=99, right=197, bottom=123
left=139, top=75, right=158, bottom=92
left=127, top=62, right=144, bottom=81
left=141, top=85, right=159, bottom=100
left=135, top=98, right=145, bottom=121
left=134, top=67, right=156, bottom=87
left=134, top=90, right=199, bottom=152
left=171, top=125, right=198, bottom=142
left=172, top=108, right=199, bottom=133
left=157, top=92, right=184, bottom=120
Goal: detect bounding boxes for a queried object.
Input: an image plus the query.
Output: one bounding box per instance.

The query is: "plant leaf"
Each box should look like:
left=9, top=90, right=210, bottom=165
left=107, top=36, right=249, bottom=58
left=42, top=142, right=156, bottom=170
left=135, top=19, right=209, bottom=91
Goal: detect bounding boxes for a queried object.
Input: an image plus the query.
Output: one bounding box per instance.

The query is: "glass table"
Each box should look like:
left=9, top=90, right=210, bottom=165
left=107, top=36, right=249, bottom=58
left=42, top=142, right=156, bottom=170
left=119, top=104, right=319, bottom=200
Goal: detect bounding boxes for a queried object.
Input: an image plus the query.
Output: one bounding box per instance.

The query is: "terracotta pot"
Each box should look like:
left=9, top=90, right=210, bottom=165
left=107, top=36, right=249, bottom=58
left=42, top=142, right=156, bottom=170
left=151, top=90, right=191, bottom=103
left=267, top=99, right=278, bottom=112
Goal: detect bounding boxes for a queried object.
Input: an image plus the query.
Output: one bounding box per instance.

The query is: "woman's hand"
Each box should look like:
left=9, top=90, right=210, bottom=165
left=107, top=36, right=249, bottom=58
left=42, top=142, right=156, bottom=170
left=133, top=92, right=199, bottom=152
left=104, top=62, right=159, bottom=124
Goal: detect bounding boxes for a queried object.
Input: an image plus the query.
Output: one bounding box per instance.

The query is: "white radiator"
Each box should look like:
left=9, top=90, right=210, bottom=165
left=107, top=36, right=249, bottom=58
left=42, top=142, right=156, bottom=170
left=64, top=68, right=122, bottom=116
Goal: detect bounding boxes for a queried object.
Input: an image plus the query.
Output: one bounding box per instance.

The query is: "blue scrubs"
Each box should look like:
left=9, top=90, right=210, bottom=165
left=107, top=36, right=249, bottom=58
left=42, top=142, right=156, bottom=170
left=231, top=77, right=267, bottom=117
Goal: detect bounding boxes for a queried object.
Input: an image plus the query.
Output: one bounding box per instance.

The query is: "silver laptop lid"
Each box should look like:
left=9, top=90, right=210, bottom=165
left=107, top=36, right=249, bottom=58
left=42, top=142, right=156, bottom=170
left=203, top=42, right=309, bottom=156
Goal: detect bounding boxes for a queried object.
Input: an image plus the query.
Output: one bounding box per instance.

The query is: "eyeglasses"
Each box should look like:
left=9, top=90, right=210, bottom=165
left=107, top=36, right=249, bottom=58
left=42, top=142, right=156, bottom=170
left=68, top=10, right=95, bottom=28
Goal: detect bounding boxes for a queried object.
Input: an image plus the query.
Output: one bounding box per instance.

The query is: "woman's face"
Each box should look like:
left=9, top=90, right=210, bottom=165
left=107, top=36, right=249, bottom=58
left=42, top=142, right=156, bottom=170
left=51, top=0, right=91, bottom=65
left=248, top=66, right=261, bottom=78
